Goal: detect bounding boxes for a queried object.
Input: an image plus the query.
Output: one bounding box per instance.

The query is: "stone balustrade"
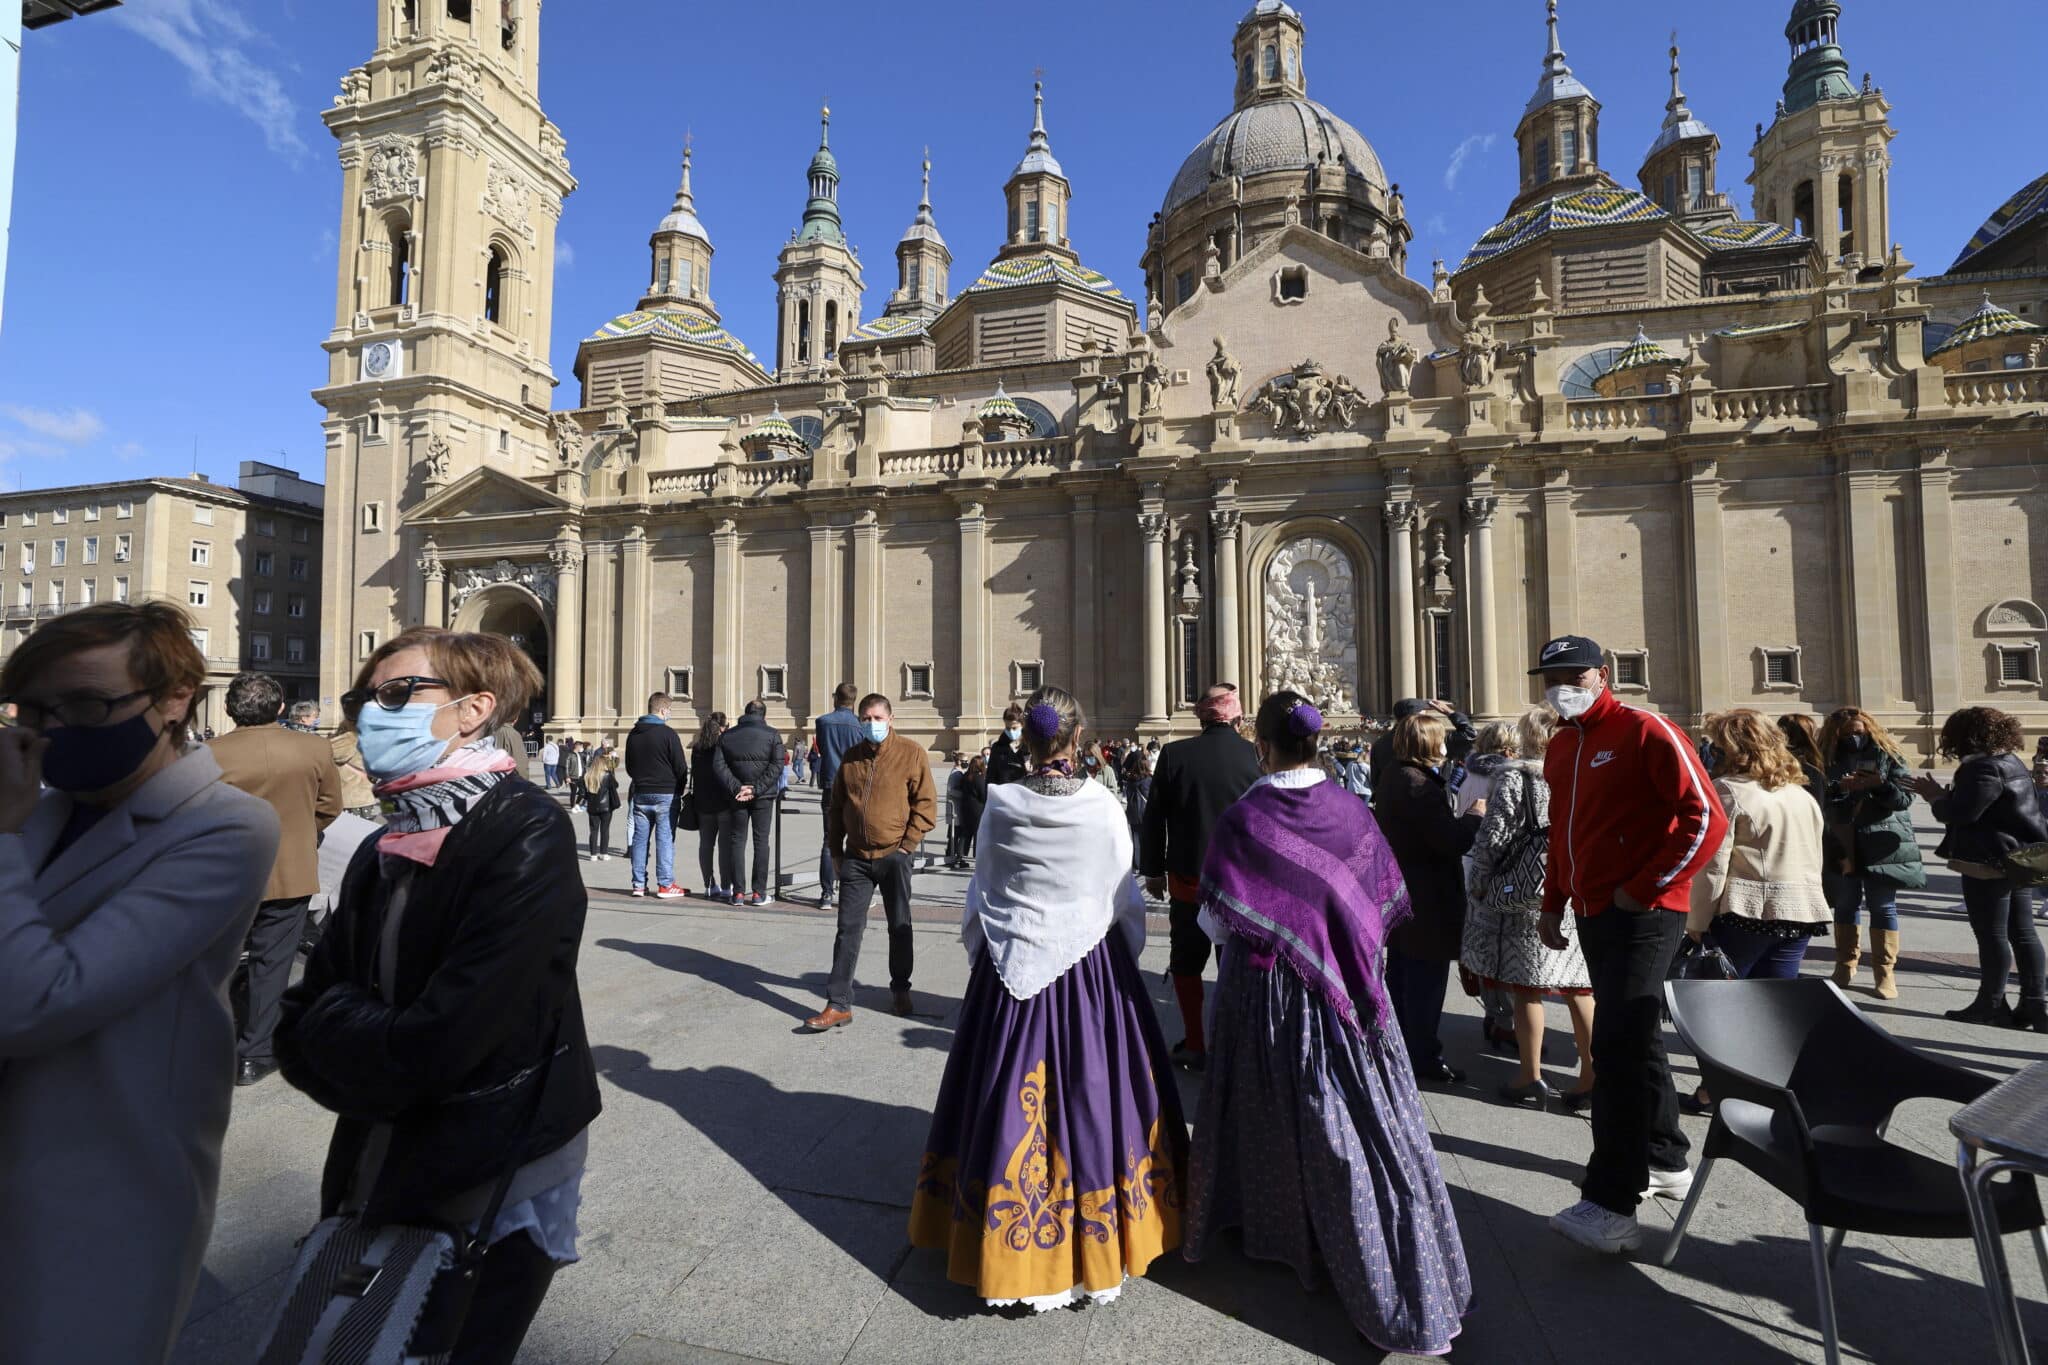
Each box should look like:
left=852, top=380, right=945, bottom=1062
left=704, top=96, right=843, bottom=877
left=983, top=435, right=1076, bottom=474
left=1710, top=384, right=1829, bottom=424
left=1566, top=395, right=1676, bottom=433
left=879, top=447, right=965, bottom=477
left=1946, top=367, right=2048, bottom=409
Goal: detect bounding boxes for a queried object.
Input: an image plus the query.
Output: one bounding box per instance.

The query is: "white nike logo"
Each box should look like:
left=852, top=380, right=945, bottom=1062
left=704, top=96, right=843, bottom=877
left=1590, top=751, right=1617, bottom=768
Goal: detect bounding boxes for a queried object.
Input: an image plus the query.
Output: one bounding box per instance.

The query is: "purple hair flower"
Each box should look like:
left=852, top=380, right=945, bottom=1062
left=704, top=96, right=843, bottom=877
left=1025, top=703, right=1063, bottom=741
left=1287, top=701, right=1325, bottom=738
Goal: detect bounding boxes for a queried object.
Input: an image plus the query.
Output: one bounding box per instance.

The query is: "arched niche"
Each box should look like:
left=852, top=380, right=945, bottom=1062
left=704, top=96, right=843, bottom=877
left=1242, top=517, right=1379, bottom=716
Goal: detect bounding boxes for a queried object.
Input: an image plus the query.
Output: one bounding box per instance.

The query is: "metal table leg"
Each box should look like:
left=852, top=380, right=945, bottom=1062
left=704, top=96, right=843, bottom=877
left=1959, top=1142, right=2032, bottom=1365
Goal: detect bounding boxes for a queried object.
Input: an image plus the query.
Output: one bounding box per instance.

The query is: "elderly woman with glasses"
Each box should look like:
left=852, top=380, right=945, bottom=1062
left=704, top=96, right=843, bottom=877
left=0, top=601, right=280, bottom=1361
left=275, top=627, right=600, bottom=1362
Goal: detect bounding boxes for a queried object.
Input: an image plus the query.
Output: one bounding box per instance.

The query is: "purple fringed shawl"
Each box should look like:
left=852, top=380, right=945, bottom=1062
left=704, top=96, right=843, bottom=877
left=1198, top=779, right=1412, bottom=1036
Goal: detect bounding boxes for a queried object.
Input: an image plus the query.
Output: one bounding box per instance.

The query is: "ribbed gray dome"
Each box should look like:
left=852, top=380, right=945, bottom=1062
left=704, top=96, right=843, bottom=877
left=1163, top=97, right=1388, bottom=216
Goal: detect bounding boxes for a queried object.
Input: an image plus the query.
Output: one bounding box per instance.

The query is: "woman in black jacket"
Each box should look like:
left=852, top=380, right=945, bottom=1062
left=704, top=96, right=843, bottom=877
left=1909, top=706, right=2048, bottom=1029
left=583, top=751, right=621, bottom=860
left=689, top=715, right=731, bottom=900
left=952, top=755, right=989, bottom=868
left=277, top=628, right=599, bottom=1364
left=1374, top=711, right=1485, bottom=1085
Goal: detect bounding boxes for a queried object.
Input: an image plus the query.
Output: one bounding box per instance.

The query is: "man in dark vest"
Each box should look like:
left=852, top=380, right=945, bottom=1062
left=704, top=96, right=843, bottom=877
left=1139, top=682, right=1261, bottom=1070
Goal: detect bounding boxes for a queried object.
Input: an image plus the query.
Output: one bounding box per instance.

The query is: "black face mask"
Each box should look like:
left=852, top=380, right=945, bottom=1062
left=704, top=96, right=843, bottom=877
left=42, top=707, right=164, bottom=793
left=1845, top=734, right=1870, bottom=752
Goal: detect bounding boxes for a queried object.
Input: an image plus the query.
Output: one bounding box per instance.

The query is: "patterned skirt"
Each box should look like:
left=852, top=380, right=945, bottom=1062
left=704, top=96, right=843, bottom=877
left=908, top=932, right=1188, bottom=1310
left=1186, top=948, right=1472, bottom=1356
left=1461, top=900, right=1593, bottom=994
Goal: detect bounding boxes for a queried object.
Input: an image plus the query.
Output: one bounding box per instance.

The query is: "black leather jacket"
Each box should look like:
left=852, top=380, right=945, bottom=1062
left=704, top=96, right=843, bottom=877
left=277, top=779, right=601, bottom=1224
left=1934, top=752, right=2048, bottom=867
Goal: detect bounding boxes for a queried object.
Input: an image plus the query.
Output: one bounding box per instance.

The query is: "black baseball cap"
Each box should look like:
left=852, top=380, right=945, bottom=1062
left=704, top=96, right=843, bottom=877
left=1529, top=635, right=1606, bottom=675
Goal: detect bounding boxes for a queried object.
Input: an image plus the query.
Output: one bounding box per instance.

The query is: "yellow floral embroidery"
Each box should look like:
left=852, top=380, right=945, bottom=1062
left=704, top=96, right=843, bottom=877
left=985, top=1063, right=1074, bottom=1252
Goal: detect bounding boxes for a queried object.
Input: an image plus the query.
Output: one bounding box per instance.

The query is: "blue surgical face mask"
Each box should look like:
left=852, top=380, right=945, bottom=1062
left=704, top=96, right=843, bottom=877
left=1005, top=727, right=1021, bottom=743
left=41, top=706, right=166, bottom=793
left=864, top=719, right=890, bottom=745
left=356, top=697, right=470, bottom=783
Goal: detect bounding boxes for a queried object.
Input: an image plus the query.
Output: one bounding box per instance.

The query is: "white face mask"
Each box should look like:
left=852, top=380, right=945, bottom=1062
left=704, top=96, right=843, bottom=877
left=1546, top=685, right=1598, bottom=720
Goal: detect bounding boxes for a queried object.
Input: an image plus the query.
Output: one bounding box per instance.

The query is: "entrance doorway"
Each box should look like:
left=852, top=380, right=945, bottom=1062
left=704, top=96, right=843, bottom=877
left=463, top=587, right=552, bottom=731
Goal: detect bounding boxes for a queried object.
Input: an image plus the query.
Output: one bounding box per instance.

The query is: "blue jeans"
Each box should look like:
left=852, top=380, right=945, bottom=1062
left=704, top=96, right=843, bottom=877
left=543, top=763, right=559, bottom=788
left=1831, top=875, right=1898, bottom=932
left=1384, top=951, right=1450, bottom=1068
left=629, top=792, right=675, bottom=889
left=1710, top=921, right=1812, bottom=979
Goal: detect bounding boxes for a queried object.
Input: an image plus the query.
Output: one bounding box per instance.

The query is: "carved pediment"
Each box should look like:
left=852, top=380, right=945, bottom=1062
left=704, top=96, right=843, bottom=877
left=408, top=466, right=575, bottom=523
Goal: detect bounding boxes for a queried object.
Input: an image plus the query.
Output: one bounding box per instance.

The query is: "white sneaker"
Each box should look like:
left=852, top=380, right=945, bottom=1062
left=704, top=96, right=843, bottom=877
left=1642, top=1166, right=1695, bottom=1202
left=1548, top=1199, right=1643, bottom=1254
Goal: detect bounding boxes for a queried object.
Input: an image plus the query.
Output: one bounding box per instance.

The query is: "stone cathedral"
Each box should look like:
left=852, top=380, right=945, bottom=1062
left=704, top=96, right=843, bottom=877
left=317, top=0, right=2048, bottom=756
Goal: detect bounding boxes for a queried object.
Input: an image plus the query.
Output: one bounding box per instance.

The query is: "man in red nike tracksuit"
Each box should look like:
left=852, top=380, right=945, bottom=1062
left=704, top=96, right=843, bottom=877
left=1531, top=635, right=1729, bottom=1255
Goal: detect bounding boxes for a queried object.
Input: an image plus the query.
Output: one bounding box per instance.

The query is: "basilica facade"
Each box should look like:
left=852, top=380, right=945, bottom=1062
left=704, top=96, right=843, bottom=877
left=315, top=0, right=2048, bottom=756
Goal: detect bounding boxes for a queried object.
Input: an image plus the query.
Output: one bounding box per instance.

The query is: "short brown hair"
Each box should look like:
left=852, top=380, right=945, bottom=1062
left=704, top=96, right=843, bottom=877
left=353, top=627, right=541, bottom=731
left=1706, top=709, right=1806, bottom=790
left=858, top=692, right=892, bottom=716
left=1003, top=703, right=1027, bottom=726
left=1392, top=711, right=1449, bottom=766
left=1939, top=706, right=2026, bottom=762
left=0, top=599, right=208, bottom=745
left=833, top=682, right=860, bottom=708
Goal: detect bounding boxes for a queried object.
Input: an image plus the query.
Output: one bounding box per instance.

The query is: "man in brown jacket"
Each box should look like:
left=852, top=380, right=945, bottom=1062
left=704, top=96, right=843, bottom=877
left=808, top=693, right=936, bottom=1031
left=209, top=673, right=343, bottom=1085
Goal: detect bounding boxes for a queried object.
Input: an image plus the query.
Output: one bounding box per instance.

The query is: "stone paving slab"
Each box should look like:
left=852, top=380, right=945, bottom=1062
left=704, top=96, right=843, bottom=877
left=176, top=803, right=2048, bottom=1364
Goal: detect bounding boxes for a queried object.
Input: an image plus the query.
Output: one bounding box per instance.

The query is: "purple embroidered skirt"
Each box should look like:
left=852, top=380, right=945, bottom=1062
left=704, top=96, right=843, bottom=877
left=1186, top=946, right=1472, bottom=1355
left=908, top=931, right=1188, bottom=1308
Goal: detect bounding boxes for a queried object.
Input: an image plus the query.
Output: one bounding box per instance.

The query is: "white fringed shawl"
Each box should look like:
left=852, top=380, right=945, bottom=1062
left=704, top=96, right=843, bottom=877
left=962, top=780, right=1147, bottom=1000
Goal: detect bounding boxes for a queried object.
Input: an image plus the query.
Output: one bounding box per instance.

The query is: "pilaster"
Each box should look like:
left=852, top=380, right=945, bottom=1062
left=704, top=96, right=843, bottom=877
left=618, top=524, right=651, bottom=715
left=418, top=537, right=447, bottom=629
left=1384, top=488, right=1419, bottom=700
left=583, top=538, right=618, bottom=722
left=711, top=517, right=740, bottom=717
left=1840, top=454, right=1893, bottom=710
left=1139, top=487, right=1170, bottom=729
left=1682, top=458, right=1729, bottom=717
left=1539, top=465, right=1578, bottom=644
left=1211, top=490, right=1244, bottom=690
left=852, top=509, right=881, bottom=692
left=807, top=522, right=837, bottom=721
left=549, top=525, right=583, bottom=720
left=1462, top=492, right=1499, bottom=718
left=1916, top=449, right=1958, bottom=731
left=957, top=501, right=989, bottom=736
left=1068, top=494, right=1098, bottom=706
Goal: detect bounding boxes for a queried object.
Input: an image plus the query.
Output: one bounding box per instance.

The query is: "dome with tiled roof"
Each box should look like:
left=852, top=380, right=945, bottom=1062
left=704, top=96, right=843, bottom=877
left=842, top=313, right=929, bottom=346
left=1458, top=186, right=1668, bottom=272
left=587, top=309, right=761, bottom=365
left=1950, top=171, right=2048, bottom=274
left=1607, top=327, right=1678, bottom=376
left=964, top=253, right=1124, bottom=298
left=744, top=403, right=809, bottom=458
left=1928, top=293, right=2043, bottom=360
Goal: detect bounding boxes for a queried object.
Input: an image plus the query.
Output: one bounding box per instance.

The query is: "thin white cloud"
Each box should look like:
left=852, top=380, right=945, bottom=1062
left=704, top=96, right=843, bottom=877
left=117, top=441, right=147, bottom=461
left=115, top=0, right=307, bottom=161
left=1443, top=133, right=1498, bottom=192
left=1, top=404, right=105, bottom=443
left=556, top=241, right=576, bottom=269
left=1423, top=214, right=1449, bottom=240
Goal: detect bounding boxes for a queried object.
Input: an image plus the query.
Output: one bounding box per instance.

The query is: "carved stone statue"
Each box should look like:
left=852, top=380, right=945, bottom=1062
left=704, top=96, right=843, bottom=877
left=550, top=412, right=584, bottom=468
left=1459, top=324, right=1499, bottom=391
left=1377, top=317, right=1420, bottom=394
left=1262, top=537, right=1357, bottom=712
left=1247, top=360, right=1366, bottom=438
left=1324, top=374, right=1366, bottom=428
left=1139, top=357, right=1167, bottom=416
left=448, top=557, right=558, bottom=611
left=1205, top=338, right=1241, bottom=409
left=423, top=436, right=452, bottom=484
left=336, top=67, right=371, bottom=108
left=1145, top=291, right=1163, bottom=333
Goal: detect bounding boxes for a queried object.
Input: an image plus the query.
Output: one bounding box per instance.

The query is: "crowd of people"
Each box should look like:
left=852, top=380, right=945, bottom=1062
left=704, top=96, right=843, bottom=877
left=5, top=600, right=2048, bottom=1359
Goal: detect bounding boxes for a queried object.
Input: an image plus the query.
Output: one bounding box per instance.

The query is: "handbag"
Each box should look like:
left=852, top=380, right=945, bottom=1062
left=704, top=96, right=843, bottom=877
left=1470, top=771, right=1549, bottom=916
left=256, top=1018, right=564, bottom=1364
left=2005, top=842, right=2048, bottom=889
left=1667, top=934, right=1739, bottom=984
left=674, top=788, right=701, bottom=833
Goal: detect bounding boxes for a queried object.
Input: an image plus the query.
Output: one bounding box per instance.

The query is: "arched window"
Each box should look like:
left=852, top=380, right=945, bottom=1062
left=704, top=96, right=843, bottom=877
left=386, top=216, right=412, bottom=308
left=824, top=300, right=839, bottom=357
left=797, top=301, right=812, bottom=363
left=484, top=245, right=508, bottom=324
left=1011, top=396, right=1061, bottom=438
left=1241, top=53, right=1253, bottom=89
left=1686, top=163, right=1705, bottom=209
left=1262, top=45, right=1278, bottom=80
left=907, top=260, right=921, bottom=298
left=1793, top=180, right=1816, bottom=239
left=400, top=0, right=417, bottom=30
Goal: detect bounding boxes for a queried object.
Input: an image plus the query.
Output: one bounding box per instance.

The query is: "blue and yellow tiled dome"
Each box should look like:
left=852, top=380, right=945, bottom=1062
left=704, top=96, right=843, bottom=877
left=978, top=385, right=1028, bottom=426
left=1606, top=327, right=1678, bottom=377
left=964, top=254, right=1124, bottom=298
left=745, top=403, right=810, bottom=458
left=587, top=310, right=761, bottom=365
left=843, top=314, right=929, bottom=345
left=1950, top=171, right=2048, bottom=275
left=1927, top=293, right=2043, bottom=361
left=1458, top=187, right=1668, bottom=272
left=1691, top=220, right=1803, bottom=250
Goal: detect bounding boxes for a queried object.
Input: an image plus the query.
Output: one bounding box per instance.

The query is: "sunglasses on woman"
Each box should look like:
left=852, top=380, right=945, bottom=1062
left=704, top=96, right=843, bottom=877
left=340, top=675, right=452, bottom=720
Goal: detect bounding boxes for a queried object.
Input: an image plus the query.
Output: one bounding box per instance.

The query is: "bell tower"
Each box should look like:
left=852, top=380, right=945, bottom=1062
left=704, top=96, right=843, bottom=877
left=999, top=82, right=1075, bottom=262
left=1512, top=0, right=1609, bottom=212
left=773, top=108, right=866, bottom=380
left=315, top=0, right=576, bottom=710
left=1749, top=0, right=1893, bottom=270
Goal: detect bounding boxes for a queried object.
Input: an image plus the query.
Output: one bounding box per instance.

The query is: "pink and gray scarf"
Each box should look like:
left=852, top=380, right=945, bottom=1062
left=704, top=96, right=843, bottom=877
left=374, top=739, right=519, bottom=867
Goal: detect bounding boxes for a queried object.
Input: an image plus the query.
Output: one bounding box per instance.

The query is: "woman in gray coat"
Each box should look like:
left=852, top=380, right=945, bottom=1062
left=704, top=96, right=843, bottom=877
left=0, top=601, right=278, bottom=1363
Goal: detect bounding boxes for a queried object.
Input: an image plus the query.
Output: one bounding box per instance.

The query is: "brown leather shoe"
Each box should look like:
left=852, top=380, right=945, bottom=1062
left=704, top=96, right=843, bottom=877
left=804, top=1007, right=853, bottom=1032
left=891, top=990, right=914, bottom=1017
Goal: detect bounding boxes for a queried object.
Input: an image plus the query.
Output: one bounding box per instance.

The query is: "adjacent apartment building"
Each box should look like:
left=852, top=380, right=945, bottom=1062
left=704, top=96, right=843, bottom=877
left=0, top=460, right=325, bottom=734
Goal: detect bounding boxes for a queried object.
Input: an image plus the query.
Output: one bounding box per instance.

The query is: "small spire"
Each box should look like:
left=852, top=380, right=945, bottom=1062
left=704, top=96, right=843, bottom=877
left=819, top=105, right=831, bottom=148
left=1544, top=0, right=1568, bottom=75
left=1668, top=33, right=1686, bottom=113
left=1032, top=79, right=1046, bottom=137
left=673, top=135, right=695, bottom=213
left=918, top=148, right=933, bottom=219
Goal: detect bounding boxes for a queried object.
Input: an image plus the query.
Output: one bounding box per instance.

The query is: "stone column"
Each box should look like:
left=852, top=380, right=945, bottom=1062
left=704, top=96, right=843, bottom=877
left=711, top=517, right=740, bottom=717
left=1384, top=497, right=1418, bottom=700
left=1462, top=496, right=1498, bottom=717
left=851, top=509, right=881, bottom=693
left=618, top=524, right=651, bottom=716
left=549, top=527, right=582, bottom=722
left=807, top=521, right=836, bottom=721
left=1140, top=502, right=1170, bottom=728
left=1683, top=459, right=1730, bottom=717
left=1210, top=504, right=1243, bottom=689
left=418, top=539, right=447, bottom=629
left=1916, top=450, right=1959, bottom=734
left=1069, top=494, right=1098, bottom=706
left=957, top=502, right=989, bottom=736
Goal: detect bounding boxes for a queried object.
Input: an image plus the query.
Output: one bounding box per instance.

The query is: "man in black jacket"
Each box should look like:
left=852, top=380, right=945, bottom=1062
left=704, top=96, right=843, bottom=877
left=986, top=703, right=1029, bottom=786
left=624, top=692, right=689, bottom=898
left=714, top=700, right=788, bottom=905
left=1139, top=682, right=1261, bottom=1069
left=1370, top=698, right=1476, bottom=794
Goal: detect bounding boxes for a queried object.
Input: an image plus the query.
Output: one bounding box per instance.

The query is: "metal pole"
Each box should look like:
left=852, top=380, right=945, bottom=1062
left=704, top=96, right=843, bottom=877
left=773, top=793, right=784, bottom=898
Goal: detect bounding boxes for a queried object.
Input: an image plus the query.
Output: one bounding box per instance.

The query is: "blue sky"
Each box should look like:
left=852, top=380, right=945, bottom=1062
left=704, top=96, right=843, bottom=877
left=1, top=0, right=2042, bottom=493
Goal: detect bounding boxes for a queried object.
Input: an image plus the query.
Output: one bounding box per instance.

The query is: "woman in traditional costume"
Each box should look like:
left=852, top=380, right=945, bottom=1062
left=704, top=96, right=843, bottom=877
left=1185, top=690, right=1471, bottom=1356
left=909, top=686, right=1187, bottom=1311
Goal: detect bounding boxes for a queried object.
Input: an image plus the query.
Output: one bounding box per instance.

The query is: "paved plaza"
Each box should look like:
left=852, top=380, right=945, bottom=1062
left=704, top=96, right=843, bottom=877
left=175, top=785, right=2048, bottom=1364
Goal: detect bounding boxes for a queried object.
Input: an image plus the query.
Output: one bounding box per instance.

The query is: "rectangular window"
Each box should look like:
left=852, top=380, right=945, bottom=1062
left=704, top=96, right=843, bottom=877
left=679, top=260, right=695, bottom=296
left=192, top=505, right=212, bottom=526
left=1025, top=200, right=1040, bottom=239
left=1560, top=128, right=1579, bottom=175
left=499, top=430, right=510, bottom=453
left=1998, top=647, right=2040, bottom=685
left=51, top=507, right=66, bottom=524
left=905, top=664, right=933, bottom=700
left=80, top=578, right=96, bottom=605
left=49, top=539, right=65, bottom=567
left=191, top=627, right=209, bottom=656
left=19, top=510, right=33, bottom=526
left=760, top=665, right=788, bottom=700
left=358, top=630, right=378, bottom=660
left=1175, top=270, right=1194, bottom=304
left=1613, top=651, right=1649, bottom=689
left=1686, top=163, right=1705, bottom=208
left=1535, top=138, right=1551, bottom=184
left=191, top=541, right=211, bottom=566
left=1431, top=612, right=1454, bottom=703
left=1015, top=661, right=1043, bottom=696
left=255, top=551, right=275, bottom=576
left=907, top=261, right=921, bottom=298
left=1663, top=173, right=1677, bottom=210
left=116, top=500, right=133, bottom=519
left=290, top=555, right=309, bottom=580
left=657, top=258, right=671, bottom=292
left=255, top=590, right=273, bottom=615
left=1762, top=649, right=1801, bottom=687
left=188, top=581, right=210, bottom=609
left=362, top=503, right=383, bottom=533
left=47, top=580, right=64, bottom=609
left=251, top=633, right=272, bottom=663
left=114, top=576, right=130, bottom=603
left=292, top=523, right=310, bottom=543
left=82, top=536, right=98, bottom=564
left=664, top=666, right=693, bottom=699
left=83, top=503, right=98, bottom=521
left=255, top=517, right=274, bottom=537
left=1180, top=620, right=1202, bottom=706
left=287, top=594, right=307, bottom=618
left=19, top=544, right=32, bottom=574
left=286, top=636, right=307, bottom=665
left=14, top=583, right=28, bottom=610
left=114, top=533, right=131, bottom=562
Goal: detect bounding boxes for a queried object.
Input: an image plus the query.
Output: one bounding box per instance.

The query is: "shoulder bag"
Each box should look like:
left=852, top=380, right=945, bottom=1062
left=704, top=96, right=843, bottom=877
left=255, top=1016, right=564, bottom=1365
left=1471, top=770, right=1549, bottom=916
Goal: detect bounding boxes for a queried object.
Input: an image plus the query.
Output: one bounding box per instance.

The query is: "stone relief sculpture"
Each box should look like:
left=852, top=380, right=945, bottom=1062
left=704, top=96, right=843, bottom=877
left=484, top=165, right=532, bottom=234
left=365, top=140, right=418, bottom=201
left=335, top=67, right=371, bottom=108
left=422, top=436, right=452, bottom=484
left=1262, top=536, right=1358, bottom=712
left=449, top=558, right=557, bottom=611
left=1459, top=322, right=1501, bottom=391
left=1246, top=360, right=1367, bottom=437
left=549, top=412, right=584, bottom=468
left=1205, top=338, right=1240, bottom=409
left=1377, top=317, right=1419, bottom=394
